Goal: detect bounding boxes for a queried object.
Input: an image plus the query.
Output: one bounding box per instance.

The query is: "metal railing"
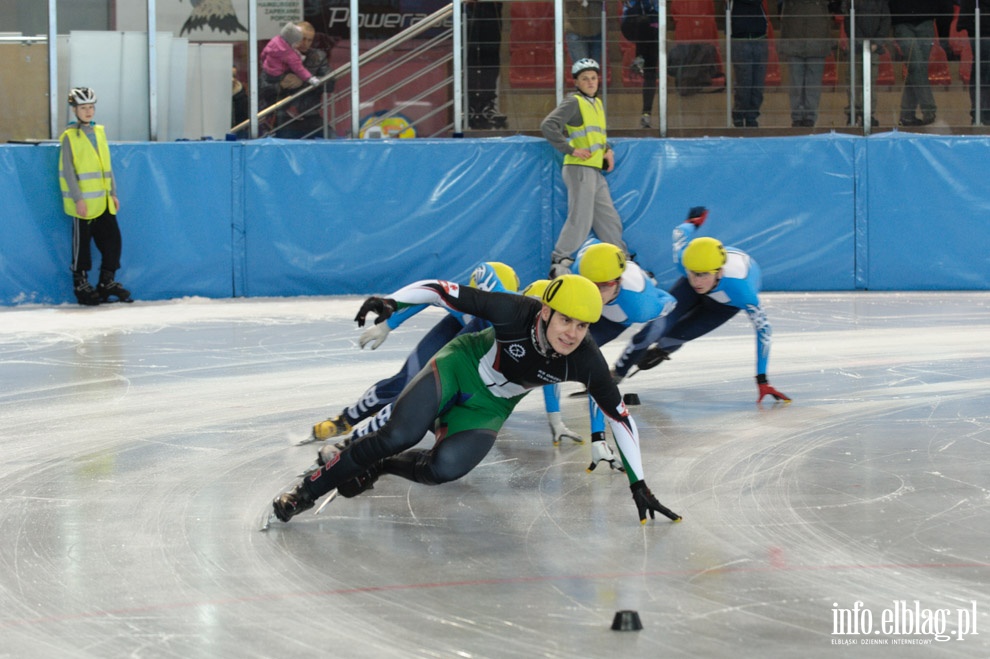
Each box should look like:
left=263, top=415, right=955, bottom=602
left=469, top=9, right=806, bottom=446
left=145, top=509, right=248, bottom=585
left=230, top=4, right=455, bottom=139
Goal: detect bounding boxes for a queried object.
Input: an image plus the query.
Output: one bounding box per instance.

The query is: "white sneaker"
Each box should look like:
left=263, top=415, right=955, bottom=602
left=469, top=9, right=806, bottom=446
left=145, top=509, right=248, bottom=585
left=630, top=56, right=645, bottom=77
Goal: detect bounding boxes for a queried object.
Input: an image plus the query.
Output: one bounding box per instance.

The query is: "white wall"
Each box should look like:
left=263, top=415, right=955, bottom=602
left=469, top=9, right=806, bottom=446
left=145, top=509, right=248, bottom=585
left=61, top=31, right=231, bottom=140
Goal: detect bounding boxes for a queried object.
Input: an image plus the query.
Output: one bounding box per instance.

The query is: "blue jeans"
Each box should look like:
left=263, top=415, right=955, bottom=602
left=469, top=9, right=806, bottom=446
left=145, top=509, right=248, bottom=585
left=731, top=38, right=768, bottom=124
left=893, top=20, right=936, bottom=120
left=786, top=56, right=826, bottom=124
left=566, top=32, right=602, bottom=66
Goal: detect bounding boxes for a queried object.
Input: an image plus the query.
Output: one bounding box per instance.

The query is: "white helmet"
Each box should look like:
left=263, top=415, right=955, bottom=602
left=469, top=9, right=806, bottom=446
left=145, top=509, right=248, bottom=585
left=571, top=58, right=600, bottom=78
left=68, top=87, right=97, bottom=106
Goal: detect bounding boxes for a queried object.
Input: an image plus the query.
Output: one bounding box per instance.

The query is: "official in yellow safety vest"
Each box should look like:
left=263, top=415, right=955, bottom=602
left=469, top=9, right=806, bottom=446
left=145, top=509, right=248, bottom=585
left=58, top=87, right=131, bottom=305
left=539, top=58, right=629, bottom=279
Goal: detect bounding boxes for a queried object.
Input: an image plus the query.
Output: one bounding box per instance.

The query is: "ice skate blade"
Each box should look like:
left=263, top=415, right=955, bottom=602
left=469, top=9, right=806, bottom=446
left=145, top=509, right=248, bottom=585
left=259, top=511, right=278, bottom=532
left=296, top=434, right=322, bottom=446
left=314, top=489, right=339, bottom=515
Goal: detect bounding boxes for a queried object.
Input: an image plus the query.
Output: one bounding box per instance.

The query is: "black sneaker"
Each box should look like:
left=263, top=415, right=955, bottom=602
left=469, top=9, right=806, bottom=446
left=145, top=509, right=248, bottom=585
left=98, top=279, right=132, bottom=303
left=468, top=113, right=491, bottom=130
left=482, top=105, right=508, bottom=129
left=272, top=484, right=315, bottom=522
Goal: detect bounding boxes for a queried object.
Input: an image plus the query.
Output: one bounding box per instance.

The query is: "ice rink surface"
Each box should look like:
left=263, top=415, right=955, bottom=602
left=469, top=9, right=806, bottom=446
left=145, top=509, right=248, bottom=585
left=1, top=292, right=988, bottom=658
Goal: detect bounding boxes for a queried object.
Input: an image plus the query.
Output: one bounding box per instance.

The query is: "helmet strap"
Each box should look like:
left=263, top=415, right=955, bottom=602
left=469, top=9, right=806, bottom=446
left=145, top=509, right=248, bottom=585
left=532, top=312, right=554, bottom=358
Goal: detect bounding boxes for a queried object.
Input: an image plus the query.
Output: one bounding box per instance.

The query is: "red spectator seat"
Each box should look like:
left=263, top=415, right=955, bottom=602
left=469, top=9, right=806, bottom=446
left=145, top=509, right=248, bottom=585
left=509, top=2, right=555, bottom=87
left=927, top=42, right=952, bottom=86
left=877, top=49, right=895, bottom=87
left=822, top=53, right=838, bottom=87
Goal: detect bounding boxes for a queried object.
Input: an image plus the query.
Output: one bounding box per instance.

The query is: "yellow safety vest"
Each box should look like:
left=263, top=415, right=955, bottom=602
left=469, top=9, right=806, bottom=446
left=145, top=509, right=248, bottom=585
left=563, top=94, right=608, bottom=169
left=59, top=124, right=116, bottom=219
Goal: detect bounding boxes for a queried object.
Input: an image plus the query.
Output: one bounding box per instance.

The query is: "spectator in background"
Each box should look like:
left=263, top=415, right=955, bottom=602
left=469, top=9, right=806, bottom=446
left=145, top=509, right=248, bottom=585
left=274, top=21, right=335, bottom=138
left=541, top=58, right=628, bottom=278
left=779, top=0, right=833, bottom=127
left=956, top=0, right=990, bottom=124
left=466, top=0, right=508, bottom=129
left=889, top=1, right=949, bottom=126
left=259, top=22, right=321, bottom=110
left=841, top=0, right=891, bottom=128
left=231, top=66, right=249, bottom=130
left=620, top=0, right=660, bottom=127
left=730, top=0, right=770, bottom=128
left=566, top=0, right=605, bottom=66
left=58, top=87, right=131, bottom=305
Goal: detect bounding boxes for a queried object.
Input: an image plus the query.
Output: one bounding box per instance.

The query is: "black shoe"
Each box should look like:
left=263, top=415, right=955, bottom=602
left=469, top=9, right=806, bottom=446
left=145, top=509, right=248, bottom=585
left=73, top=274, right=100, bottom=306
left=481, top=105, right=508, bottom=129
left=870, top=116, right=880, bottom=128
left=745, top=118, right=759, bottom=128
left=272, top=484, right=315, bottom=522
left=919, top=114, right=936, bottom=126
left=468, top=113, right=491, bottom=130
left=899, top=115, right=922, bottom=126
left=802, top=119, right=816, bottom=127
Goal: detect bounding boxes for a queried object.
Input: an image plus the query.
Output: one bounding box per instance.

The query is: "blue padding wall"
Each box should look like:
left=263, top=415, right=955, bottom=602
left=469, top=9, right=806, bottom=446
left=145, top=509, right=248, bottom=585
left=2, top=134, right=987, bottom=306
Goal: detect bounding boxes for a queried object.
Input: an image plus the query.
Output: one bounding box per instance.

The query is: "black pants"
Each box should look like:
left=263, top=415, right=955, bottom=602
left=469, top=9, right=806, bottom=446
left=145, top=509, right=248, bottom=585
left=72, top=210, right=122, bottom=275
left=466, top=1, right=503, bottom=115
left=621, top=15, right=660, bottom=114
left=619, top=276, right=739, bottom=371
left=303, top=363, right=498, bottom=500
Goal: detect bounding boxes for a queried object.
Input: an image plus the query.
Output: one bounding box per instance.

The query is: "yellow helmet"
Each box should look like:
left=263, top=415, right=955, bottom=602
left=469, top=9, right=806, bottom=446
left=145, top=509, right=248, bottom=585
left=522, top=279, right=551, bottom=299
left=578, top=243, right=626, bottom=283
left=682, top=237, right=727, bottom=273
left=470, top=262, right=520, bottom=292
left=541, top=274, right=603, bottom=323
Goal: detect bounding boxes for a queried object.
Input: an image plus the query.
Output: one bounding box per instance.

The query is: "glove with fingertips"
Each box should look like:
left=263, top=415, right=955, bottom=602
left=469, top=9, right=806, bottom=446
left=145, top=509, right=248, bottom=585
left=354, top=296, right=397, bottom=327
left=630, top=480, right=682, bottom=523
left=587, top=432, right=624, bottom=472
left=548, top=412, right=583, bottom=445
left=756, top=374, right=791, bottom=403
left=359, top=322, right=391, bottom=350
left=686, top=206, right=709, bottom=227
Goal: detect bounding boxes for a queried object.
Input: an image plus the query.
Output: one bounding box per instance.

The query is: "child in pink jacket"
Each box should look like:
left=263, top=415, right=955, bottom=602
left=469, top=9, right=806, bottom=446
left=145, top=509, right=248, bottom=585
left=261, top=23, right=320, bottom=89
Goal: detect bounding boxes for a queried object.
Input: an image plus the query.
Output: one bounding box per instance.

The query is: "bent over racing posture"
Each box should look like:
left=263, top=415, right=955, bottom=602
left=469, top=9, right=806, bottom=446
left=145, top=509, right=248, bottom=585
left=613, top=207, right=790, bottom=403
left=271, top=274, right=681, bottom=526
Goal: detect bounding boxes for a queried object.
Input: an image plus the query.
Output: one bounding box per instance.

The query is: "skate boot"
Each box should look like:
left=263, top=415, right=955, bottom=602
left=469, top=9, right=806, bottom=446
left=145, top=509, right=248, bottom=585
left=271, top=483, right=315, bottom=522
left=97, top=270, right=132, bottom=303
left=73, top=272, right=101, bottom=306
left=312, top=414, right=352, bottom=441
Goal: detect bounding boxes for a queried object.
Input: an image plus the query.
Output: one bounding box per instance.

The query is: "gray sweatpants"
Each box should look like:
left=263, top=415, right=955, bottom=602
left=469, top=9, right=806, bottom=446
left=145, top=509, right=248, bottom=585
left=552, top=164, right=627, bottom=262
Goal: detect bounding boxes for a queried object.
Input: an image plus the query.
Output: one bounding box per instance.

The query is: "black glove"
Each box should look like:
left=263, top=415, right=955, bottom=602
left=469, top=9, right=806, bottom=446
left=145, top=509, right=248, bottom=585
left=636, top=346, right=671, bottom=371
left=354, top=296, right=397, bottom=327
left=630, top=480, right=682, bottom=524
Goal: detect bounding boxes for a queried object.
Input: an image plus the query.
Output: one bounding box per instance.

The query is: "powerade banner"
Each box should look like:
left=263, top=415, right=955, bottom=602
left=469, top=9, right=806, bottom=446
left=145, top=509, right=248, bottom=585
left=304, top=0, right=452, bottom=39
